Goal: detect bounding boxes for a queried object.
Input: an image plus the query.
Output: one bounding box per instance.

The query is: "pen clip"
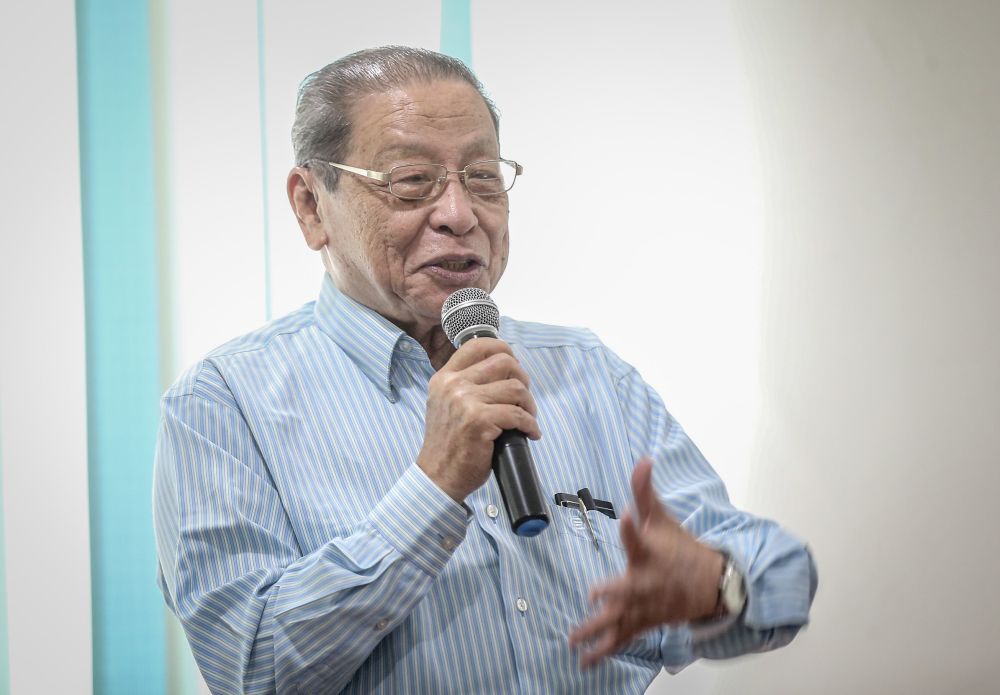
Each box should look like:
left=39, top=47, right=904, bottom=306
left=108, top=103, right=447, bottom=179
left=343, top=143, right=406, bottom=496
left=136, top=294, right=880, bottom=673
left=553, top=490, right=617, bottom=520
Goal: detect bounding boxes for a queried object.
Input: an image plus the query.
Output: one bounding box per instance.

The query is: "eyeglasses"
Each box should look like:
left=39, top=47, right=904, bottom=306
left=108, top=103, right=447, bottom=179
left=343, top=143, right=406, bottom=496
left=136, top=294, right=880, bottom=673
left=305, top=158, right=523, bottom=201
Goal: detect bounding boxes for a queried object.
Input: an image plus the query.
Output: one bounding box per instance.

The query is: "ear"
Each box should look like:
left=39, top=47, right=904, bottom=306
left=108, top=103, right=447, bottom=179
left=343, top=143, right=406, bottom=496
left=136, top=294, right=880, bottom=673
left=287, top=167, right=328, bottom=251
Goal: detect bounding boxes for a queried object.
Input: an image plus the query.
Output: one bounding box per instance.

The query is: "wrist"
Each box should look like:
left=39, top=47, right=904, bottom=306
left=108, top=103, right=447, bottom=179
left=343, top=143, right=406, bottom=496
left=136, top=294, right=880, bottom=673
left=416, top=451, right=468, bottom=503
left=701, top=551, right=747, bottom=622
left=694, top=549, right=726, bottom=621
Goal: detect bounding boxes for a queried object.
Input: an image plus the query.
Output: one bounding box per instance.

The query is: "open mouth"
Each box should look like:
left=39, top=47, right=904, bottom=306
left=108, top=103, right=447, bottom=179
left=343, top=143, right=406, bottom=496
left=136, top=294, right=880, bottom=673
left=436, top=259, right=477, bottom=271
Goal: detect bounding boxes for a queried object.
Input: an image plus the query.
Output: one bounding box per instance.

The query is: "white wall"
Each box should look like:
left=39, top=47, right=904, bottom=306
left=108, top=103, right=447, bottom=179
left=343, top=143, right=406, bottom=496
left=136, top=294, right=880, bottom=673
left=0, top=2, right=94, bottom=693
left=158, top=0, right=269, bottom=373
left=710, top=2, right=1000, bottom=693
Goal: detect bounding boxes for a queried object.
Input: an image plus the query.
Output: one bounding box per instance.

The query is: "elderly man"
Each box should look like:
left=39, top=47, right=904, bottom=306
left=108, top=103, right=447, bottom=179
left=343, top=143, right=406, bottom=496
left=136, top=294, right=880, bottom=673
left=154, top=46, right=816, bottom=694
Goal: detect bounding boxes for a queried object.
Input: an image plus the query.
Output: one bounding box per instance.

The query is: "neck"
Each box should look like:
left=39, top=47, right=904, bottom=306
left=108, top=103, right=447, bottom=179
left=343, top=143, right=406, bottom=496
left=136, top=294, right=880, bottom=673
left=406, top=325, right=455, bottom=370
left=324, top=273, right=457, bottom=369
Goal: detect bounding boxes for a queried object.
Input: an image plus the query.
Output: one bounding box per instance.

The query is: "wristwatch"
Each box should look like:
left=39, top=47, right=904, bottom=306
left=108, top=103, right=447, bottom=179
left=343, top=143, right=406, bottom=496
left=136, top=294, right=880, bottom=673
left=716, top=553, right=747, bottom=617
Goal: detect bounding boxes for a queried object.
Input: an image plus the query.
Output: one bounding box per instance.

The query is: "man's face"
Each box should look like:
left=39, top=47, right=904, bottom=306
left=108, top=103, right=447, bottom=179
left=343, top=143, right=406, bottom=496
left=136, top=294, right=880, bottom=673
left=315, top=79, right=510, bottom=334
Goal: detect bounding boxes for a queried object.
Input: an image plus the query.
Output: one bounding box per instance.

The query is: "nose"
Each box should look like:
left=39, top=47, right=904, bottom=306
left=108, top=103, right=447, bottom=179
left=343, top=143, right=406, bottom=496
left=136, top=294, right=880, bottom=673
left=428, top=174, right=478, bottom=236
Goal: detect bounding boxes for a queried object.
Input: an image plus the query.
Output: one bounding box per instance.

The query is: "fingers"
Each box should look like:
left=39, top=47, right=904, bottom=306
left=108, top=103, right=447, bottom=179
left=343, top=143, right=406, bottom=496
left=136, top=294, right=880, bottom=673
left=443, top=337, right=516, bottom=373
left=568, top=596, right=625, bottom=669
left=435, top=339, right=538, bottom=436
left=419, top=340, right=539, bottom=502
left=568, top=597, right=619, bottom=648
left=631, top=457, right=658, bottom=525
left=569, top=579, right=635, bottom=670
left=479, top=378, right=537, bottom=416
left=631, top=456, right=680, bottom=528
left=578, top=630, right=622, bottom=670
left=618, top=509, right=643, bottom=564
left=462, top=351, right=531, bottom=389
left=483, top=403, right=542, bottom=440
left=430, top=374, right=539, bottom=437
left=587, top=574, right=631, bottom=606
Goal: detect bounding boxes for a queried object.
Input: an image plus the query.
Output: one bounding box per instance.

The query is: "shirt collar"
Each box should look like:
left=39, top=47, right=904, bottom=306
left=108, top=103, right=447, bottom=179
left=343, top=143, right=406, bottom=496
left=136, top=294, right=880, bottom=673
left=314, top=274, right=413, bottom=401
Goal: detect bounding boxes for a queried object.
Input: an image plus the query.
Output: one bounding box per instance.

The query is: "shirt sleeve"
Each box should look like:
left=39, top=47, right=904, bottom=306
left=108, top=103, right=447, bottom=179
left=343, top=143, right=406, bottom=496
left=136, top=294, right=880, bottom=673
left=607, top=351, right=818, bottom=672
left=152, top=364, right=470, bottom=694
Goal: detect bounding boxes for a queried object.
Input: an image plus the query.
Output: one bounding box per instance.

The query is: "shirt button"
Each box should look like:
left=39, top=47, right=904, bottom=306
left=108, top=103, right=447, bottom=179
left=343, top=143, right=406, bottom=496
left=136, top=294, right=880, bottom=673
left=375, top=618, right=389, bottom=631
left=399, top=341, right=411, bottom=352
left=515, top=597, right=528, bottom=613
left=486, top=504, right=499, bottom=519
left=441, top=537, right=457, bottom=551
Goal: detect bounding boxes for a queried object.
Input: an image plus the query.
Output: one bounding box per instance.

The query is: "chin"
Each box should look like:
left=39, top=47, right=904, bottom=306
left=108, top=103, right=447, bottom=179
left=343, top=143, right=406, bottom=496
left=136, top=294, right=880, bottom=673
left=413, top=292, right=451, bottom=322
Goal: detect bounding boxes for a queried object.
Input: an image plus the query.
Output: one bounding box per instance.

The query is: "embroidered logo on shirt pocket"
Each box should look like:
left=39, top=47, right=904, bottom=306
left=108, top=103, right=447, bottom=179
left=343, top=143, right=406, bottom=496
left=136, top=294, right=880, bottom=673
left=553, top=503, right=622, bottom=549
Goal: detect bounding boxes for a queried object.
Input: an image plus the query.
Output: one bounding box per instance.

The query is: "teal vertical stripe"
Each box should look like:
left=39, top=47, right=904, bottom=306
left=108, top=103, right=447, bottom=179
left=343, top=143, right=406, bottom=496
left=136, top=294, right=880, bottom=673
left=257, top=0, right=273, bottom=321
left=441, top=0, right=473, bottom=66
left=77, top=0, right=166, bottom=692
left=0, top=405, right=9, bottom=694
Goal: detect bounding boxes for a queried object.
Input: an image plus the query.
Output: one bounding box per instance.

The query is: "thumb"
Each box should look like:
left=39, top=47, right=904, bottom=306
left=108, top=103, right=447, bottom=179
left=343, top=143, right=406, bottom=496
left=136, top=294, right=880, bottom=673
left=618, top=508, right=643, bottom=563
left=631, top=457, right=663, bottom=526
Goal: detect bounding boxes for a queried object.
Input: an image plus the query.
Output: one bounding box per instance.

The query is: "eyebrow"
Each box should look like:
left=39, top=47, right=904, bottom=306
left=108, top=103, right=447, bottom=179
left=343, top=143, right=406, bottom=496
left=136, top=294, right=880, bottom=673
left=373, top=141, right=501, bottom=167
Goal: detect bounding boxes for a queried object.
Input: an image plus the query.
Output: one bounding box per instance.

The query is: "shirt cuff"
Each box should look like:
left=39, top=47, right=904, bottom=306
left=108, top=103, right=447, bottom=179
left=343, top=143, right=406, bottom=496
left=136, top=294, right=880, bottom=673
left=688, top=604, right=742, bottom=643
left=368, top=463, right=472, bottom=577
left=660, top=626, right=695, bottom=672
left=703, top=536, right=816, bottom=631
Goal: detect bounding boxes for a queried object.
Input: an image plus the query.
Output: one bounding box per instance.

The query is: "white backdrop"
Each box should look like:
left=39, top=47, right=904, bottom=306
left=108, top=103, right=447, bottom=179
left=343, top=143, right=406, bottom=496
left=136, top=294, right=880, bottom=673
left=0, top=3, right=92, bottom=693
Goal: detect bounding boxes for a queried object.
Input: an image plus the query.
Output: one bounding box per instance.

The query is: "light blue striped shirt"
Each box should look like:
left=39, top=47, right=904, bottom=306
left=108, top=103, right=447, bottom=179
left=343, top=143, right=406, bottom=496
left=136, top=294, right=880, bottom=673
left=153, top=275, right=816, bottom=694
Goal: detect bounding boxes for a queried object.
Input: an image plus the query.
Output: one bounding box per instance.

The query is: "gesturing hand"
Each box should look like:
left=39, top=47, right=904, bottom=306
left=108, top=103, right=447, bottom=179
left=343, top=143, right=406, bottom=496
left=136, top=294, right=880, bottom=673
left=417, top=337, right=541, bottom=503
left=568, top=457, right=723, bottom=668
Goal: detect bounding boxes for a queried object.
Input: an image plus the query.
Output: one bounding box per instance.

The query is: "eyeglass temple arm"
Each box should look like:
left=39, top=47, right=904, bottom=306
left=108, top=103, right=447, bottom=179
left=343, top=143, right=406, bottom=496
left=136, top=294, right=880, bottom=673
left=313, top=159, right=522, bottom=182
left=319, top=161, right=390, bottom=184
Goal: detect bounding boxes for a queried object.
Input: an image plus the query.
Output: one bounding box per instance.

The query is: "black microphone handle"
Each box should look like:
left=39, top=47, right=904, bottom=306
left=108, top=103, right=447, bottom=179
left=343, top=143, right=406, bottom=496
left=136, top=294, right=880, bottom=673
left=455, top=331, right=549, bottom=536
left=492, top=429, right=549, bottom=537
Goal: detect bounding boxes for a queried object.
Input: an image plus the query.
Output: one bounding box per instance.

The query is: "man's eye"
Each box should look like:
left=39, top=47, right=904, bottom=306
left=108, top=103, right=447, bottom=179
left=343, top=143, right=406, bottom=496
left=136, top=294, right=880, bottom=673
left=396, top=173, right=433, bottom=184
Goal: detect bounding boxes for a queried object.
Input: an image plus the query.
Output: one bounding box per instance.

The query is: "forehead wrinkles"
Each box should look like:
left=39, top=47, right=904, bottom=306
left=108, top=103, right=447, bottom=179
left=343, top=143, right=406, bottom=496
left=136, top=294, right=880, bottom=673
left=343, top=92, right=408, bottom=158
left=347, top=85, right=497, bottom=161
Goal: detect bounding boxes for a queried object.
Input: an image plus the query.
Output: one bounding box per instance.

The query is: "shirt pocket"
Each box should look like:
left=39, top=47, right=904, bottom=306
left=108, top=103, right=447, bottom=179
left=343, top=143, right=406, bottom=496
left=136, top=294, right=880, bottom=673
left=551, top=501, right=623, bottom=549
left=543, top=504, right=662, bottom=662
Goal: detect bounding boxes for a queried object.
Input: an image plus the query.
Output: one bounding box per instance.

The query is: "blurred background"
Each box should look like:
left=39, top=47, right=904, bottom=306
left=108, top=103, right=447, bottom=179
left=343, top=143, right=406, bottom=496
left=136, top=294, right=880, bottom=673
left=1, top=0, right=998, bottom=693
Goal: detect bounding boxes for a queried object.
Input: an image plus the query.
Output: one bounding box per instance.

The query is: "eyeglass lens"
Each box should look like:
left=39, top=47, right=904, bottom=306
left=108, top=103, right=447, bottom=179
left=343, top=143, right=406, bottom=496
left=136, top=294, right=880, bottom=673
left=388, top=160, right=517, bottom=199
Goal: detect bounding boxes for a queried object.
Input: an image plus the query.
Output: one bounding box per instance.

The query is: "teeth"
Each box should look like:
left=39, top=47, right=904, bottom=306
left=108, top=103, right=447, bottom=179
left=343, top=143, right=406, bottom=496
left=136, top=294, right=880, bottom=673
left=440, top=260, right=472, bottom=271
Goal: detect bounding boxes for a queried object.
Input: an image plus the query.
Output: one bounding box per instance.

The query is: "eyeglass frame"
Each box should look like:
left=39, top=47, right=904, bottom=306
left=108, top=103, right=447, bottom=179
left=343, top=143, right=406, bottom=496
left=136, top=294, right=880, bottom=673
left=303, top=158, right=524, bottom=201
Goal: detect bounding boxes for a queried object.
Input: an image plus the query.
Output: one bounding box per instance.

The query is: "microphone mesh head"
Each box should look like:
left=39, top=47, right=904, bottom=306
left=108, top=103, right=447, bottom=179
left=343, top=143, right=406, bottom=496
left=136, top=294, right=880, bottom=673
left=441, top=287, right=500, bottom=346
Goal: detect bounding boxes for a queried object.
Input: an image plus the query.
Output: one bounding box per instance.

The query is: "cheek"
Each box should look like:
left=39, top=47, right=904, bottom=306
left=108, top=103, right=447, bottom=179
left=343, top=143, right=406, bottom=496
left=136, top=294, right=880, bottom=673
left=377, top=213, right=426, bottom=279
left=488, top=209, right=510, bottom=256
left=362, top=224, right=395, bottom=280
left=496, top=226, right=509, bottom=258
left=497, top=231, right=510, bottom=275
left=487, top=225, right=510, bottom=290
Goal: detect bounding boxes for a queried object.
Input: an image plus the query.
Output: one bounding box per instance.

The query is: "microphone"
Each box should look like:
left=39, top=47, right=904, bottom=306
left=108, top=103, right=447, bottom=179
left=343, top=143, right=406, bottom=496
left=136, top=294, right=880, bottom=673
left=441, top=288, right=550, bottom=537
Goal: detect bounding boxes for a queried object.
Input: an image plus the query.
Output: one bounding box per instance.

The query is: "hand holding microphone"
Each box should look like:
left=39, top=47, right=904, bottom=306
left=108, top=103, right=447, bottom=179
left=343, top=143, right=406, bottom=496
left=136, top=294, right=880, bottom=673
left=424, top=288, right=549, bottom=536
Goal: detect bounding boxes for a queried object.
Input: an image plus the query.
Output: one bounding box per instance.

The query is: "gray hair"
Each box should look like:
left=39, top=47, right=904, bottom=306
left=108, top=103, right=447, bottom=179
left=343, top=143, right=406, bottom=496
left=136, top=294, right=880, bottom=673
left=292, top=45, right=500, bottom=191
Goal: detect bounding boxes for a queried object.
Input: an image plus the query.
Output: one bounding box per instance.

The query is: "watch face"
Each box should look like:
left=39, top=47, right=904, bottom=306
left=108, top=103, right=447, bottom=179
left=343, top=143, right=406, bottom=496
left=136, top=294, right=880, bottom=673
left=721, top=563, right=747, bottom=614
